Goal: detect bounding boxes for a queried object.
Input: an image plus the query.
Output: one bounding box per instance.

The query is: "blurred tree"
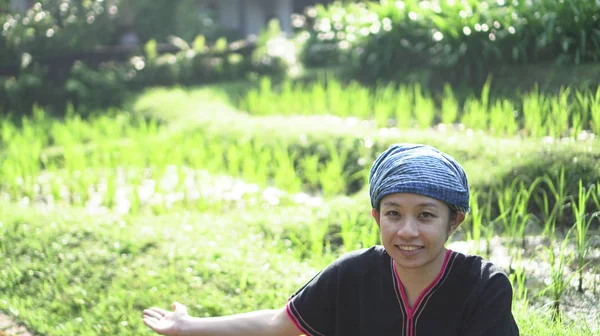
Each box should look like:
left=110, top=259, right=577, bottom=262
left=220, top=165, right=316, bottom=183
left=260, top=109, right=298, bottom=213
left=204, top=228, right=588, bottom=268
left=125, top=0, right=222, bottom=44
left=0, top=0, right=9, bottom=12
left=131, top=0, right=177, bottom=43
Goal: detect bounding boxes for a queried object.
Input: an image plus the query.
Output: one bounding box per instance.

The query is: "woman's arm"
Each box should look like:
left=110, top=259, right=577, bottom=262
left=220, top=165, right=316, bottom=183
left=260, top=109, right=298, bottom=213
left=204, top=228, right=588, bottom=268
left=143, top=302, right=301, bottom=336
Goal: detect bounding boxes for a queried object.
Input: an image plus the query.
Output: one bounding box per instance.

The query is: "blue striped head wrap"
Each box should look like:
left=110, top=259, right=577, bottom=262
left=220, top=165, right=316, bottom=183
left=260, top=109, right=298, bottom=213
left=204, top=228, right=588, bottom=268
left=369, top=144, right=470, bottom=213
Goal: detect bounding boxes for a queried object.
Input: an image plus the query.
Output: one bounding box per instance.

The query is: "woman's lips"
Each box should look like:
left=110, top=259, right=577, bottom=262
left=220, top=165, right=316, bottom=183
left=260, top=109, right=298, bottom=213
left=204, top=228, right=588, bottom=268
left=395, top=244, right=424, bottom=256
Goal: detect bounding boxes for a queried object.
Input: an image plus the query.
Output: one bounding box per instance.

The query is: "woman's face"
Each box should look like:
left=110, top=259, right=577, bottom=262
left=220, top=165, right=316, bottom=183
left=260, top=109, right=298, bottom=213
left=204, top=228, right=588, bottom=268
left=372, top=193, right=464, bottom=275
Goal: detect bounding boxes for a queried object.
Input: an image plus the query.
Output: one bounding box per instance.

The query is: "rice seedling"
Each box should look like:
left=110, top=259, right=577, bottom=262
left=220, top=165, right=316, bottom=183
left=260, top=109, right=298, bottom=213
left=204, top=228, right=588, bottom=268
left=359, top=220, right=380, bottom=249
left=241, top=84, right=261, bottom=114
left=509, top=254, right=529, bottom=309
left=482, top=190, right=498, bottom=260
left=272, top=144, right=302, bottom=194
left=541, top=229, right=576, bottom=322
left=413, top=83, right=436, bottom=128
left=308, top=217, right=330, bottom=258
left=241, top=140, right=270, bottom=187
left=460, top=78, right=491, bottom=131
left=440, top=83, right=458, bottom=125
left=461, top=96, right=488, bottom=131
left=489, top=99, right=518, bottom=136
left=232, top=77, right=600, bottom=140
left=373, top=82, right=396, bottom=127
left=571, top=181, right=597, bottom=292
left=590, top=86, right=600, bottom=136
left=299, top=153, right=321, bottom=191
left=572, top=89, right=590, bottom=138
left=522, top=85, right=548, bottom=138
left=545, top=87, right=572, bottom=138
left=318, top=141, right=348, bottom=196
left=279, top=80, right=296, bottom=114
left=497, top=178, right=534, bottom=252
left=537, top=168, right=568, bottom=236
left=592, top=183, right=600, bottom=213
left=326, top=79, right=348, bottom=117
left=310, top=80, right=328, bottom=114
left=226, top=143, right=244, bottom=177
left=346, top=81, right=371, bottom=119
left=466, top=191, right=484, bottom=255
left=394, top=85, right=413, bottom=128
left=339, top=210, right=369, bottom=253
left=259, top=76, right=275, bottom=115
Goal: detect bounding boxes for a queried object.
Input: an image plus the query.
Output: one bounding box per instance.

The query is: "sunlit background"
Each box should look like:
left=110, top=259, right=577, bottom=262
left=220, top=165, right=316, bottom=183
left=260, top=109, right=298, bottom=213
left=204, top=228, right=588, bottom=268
left=1, top=0, right=599, bottom=335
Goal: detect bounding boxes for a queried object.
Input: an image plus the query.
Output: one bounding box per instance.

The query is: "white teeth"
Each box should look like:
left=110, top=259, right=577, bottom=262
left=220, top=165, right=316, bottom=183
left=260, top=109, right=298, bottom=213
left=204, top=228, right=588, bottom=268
left=397, top=245, right=421, bottom=251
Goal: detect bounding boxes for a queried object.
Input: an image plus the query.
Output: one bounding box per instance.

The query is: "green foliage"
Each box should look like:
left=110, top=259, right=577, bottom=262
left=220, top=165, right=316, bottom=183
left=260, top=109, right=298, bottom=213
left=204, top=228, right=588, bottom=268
left=65, top=61, right=131, bottom=110
left=0, top=1, right=289, bottom=114
left=237, top=76, right=600, bottom=139
left=250, top=19, right=290, bottom=76
left=130, top=0, right=177, bottom=43
left=1, top=38, right=288, bottom=114
left=130, top=0, right=227, bottom=44
left=296, top=2, right=374, bottom=67
left=297, top=0, right=600, bottom=85
left=0, top=0, right=10, bottom=12
left=0, top=0, right=120, bottom=67
left=144, top=39, right=158, bottom=61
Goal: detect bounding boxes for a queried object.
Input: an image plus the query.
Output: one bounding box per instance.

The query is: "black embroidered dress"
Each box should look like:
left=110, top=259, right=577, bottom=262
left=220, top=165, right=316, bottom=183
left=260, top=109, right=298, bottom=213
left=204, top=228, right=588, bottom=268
left=286, top=246, right=519, bottom=336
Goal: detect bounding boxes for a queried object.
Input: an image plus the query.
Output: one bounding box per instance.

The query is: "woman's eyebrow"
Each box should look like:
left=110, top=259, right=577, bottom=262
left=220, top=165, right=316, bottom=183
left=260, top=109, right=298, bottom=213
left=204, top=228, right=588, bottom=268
left=382, top=201, right=439, bottom=208
left=418, top=202, right=439, bottom=208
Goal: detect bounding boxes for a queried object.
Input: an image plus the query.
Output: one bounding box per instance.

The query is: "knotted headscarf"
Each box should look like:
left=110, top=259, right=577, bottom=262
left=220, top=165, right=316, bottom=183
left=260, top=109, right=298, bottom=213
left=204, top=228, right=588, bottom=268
left=369, top=144, right=470, bottom=212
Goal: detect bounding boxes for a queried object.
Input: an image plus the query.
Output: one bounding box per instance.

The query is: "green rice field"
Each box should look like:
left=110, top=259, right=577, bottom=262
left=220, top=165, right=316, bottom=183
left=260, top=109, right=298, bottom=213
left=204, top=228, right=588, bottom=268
left=0, top=80, right=599, bottom=335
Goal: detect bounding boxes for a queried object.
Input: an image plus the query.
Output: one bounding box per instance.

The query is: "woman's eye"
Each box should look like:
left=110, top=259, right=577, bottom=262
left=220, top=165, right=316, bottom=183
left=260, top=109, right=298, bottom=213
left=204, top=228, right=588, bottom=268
left=421, top=212, right=435, bottom=218
left=387, top=211, right=400, bottom=217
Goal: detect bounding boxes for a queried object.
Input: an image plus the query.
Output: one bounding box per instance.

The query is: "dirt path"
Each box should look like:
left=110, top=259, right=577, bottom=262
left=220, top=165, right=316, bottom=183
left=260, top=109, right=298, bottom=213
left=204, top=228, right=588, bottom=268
left=0, top=312, right=33, bottom=336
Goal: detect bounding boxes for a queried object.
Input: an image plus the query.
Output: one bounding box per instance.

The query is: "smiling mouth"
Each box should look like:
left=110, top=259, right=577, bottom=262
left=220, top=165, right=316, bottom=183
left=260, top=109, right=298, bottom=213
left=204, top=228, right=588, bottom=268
left=396, top=245, right=424, bottom=251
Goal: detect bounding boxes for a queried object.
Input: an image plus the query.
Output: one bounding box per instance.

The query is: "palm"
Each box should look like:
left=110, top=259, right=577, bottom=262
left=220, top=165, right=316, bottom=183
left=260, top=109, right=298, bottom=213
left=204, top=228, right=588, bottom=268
left=143, top=304, right=186, bottom=336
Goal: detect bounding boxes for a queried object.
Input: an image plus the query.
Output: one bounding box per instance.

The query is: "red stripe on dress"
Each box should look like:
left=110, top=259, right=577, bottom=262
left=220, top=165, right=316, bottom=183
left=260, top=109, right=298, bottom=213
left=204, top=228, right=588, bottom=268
left=414, top=251, right=457, bottom=329
left=411, top=249, right=452, bottom=310
left=285, top=300, right=326, bottom=336
left=392, top=249, right=453, bottom=336
left=390, top=258, right=408, bottom=336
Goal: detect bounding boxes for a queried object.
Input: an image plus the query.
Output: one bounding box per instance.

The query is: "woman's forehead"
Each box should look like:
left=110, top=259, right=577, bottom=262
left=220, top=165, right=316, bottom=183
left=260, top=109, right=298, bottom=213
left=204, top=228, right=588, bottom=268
left=380, top=193, right=447, bottom=208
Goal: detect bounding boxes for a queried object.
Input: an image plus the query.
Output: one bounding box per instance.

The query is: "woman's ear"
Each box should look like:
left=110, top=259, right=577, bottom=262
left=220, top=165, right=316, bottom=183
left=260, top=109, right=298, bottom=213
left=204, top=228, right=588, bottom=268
left=371, top=208, right=381, bottom=228
left=449, top=211, right=466, bottom=235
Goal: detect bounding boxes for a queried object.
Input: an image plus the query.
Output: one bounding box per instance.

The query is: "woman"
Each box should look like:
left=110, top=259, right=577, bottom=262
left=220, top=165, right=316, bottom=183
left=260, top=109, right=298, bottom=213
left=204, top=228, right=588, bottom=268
left=143, top=143, right=520, bottom=336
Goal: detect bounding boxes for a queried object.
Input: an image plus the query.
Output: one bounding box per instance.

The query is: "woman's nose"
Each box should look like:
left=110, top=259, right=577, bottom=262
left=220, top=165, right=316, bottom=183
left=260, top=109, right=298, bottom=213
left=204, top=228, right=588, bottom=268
left=396, top=218, right=419, bottom=238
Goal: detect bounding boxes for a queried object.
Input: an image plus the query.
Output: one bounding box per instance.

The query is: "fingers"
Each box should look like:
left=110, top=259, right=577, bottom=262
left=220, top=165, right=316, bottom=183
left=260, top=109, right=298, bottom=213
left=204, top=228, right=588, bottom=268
left=144, top=308, right=167, bottom=320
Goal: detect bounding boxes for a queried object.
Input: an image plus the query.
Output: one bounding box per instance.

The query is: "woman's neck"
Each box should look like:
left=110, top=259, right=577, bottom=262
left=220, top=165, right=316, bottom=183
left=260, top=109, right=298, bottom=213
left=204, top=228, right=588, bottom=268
left=394, top=248, right=448, bottom=302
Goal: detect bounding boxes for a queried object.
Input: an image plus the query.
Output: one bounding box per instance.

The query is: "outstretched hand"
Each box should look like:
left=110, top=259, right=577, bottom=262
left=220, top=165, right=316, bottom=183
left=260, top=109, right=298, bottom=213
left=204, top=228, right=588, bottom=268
left=143, top=302, right=189, bottom=336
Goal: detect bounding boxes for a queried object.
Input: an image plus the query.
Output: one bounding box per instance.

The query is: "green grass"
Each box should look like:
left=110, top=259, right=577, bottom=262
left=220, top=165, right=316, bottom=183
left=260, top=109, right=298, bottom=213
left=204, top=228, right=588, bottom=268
left=1, top=199, right=598, bottom=335
left=0, top=204, right=324, bottom=335
left=235, top=76, right=600, bottom=139
left=1, top=83, right=599, bottom=335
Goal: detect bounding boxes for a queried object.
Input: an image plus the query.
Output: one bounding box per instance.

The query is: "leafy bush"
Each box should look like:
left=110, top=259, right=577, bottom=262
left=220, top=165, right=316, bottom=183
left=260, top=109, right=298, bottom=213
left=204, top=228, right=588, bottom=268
left=122, top=0, right=237, bottom=44
left=0, top=0, right=120, bottom=67
left=296, top=2, right=374, bottom=67
left=65, top=61, right=131, bottom=109
left=298, top=0, right=600, bottom=85
left=0, top=1, right=289, bottom=114
left=0, top=64, right=49, bottom=112
left=1, top=34, right=289, bottom=114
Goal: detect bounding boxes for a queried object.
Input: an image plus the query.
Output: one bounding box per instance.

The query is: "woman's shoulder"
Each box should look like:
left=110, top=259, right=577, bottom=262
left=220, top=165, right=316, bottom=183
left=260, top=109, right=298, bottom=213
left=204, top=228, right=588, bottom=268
left=449, top=250, right=510, bottom=284
left=330, top=245, right=389, bottom=273
left=338, top=245, right=388, bottom=262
